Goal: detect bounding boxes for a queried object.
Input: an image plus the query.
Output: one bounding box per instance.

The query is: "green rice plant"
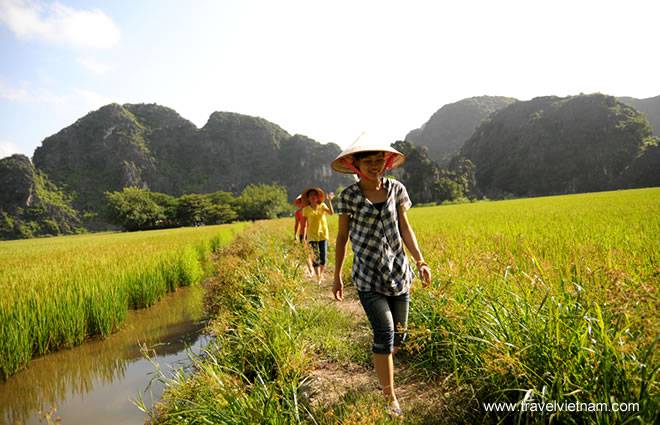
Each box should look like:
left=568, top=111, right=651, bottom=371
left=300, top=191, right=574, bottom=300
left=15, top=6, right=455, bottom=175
left=0, top=222, right=247, bottom=380
left=150, top=188, right=658, bottom=424
left=402, top=188, right=659, bottom=423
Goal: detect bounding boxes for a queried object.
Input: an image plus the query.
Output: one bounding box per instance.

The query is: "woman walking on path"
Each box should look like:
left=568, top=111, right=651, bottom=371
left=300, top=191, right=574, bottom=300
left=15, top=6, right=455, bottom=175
left=331, top=135, right=432, bottom=416
left=294, top=194, right=314, bottom=275
left=293, top=195, right=306, bottom=243
left=302, top=187, right=334, bottom=284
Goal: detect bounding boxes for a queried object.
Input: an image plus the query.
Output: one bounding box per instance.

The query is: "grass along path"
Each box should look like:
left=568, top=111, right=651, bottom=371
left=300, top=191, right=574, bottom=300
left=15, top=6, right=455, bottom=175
left=150, top=221, right=450, bottom=424
left=306, top=270, right=448, bottom=423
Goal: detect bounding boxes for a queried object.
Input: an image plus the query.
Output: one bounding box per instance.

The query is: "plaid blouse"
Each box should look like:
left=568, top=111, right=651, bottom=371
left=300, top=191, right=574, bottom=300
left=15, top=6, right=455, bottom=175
left=335, top=178, right=414, bottom=296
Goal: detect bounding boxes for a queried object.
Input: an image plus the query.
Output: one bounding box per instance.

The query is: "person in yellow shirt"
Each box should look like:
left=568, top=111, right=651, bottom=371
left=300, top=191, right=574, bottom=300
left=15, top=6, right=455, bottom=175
left=301, top=187, right=334, bottom=284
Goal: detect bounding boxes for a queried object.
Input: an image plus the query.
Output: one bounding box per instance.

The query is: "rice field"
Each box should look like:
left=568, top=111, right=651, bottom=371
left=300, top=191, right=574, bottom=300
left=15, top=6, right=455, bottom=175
left=0, top=222, right=247, bottom=380
left=401, top=187, right=659, bottom=422
left=152, top=187, right=658, bottom=424
left=3, top=187, right=658, bottom=423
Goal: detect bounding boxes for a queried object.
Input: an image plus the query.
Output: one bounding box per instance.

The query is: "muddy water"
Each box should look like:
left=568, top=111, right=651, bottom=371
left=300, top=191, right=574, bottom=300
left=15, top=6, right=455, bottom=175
left=0, top=285, right=209, bottom=425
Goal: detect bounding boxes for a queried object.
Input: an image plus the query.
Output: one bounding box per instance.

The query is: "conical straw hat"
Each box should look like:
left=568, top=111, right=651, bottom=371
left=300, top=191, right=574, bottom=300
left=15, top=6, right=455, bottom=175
left=302, top=187, right=325, bottom=204
left=331, top=132, right=405, bottom=174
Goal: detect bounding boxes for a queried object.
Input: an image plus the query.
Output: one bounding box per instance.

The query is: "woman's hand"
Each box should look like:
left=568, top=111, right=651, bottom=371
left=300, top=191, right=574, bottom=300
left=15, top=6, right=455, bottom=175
left=416, top=261, right=432, bottom=288
left=333, top=276, right=344, bottom=301
left=326, top=192, right=335, bottom=215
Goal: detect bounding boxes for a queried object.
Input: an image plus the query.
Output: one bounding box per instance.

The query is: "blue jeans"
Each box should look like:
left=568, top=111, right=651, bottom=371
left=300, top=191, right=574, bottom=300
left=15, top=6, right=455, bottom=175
left=358, top=290, right=410, bottom=354
left=309, top=240, right=327, bottom=266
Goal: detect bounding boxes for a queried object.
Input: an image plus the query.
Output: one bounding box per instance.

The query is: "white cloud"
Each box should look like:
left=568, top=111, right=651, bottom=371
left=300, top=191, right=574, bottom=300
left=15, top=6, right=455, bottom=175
left=0, top=80, right=29, bottom=101
left=0, top=0, right=120, bottom=49
left=0, top=140, right=27, bottom=158
left=0, top=79, right=64, bottom=104
left=77, top=56, right=111, bottom=74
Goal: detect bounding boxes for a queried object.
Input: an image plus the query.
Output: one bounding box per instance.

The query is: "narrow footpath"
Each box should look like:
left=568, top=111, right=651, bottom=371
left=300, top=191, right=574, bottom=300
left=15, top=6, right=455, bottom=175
left=303, top=262, right=447, bottom=424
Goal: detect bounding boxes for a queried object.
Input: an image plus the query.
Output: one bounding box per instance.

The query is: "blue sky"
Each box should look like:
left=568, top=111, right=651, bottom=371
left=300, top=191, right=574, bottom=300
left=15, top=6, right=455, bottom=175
left=1, top=0, right=659, bottom=159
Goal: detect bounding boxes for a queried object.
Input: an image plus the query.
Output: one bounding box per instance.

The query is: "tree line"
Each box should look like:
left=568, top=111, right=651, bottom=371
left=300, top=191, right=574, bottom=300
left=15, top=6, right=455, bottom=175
left=104, top=183, right=290, bottom=231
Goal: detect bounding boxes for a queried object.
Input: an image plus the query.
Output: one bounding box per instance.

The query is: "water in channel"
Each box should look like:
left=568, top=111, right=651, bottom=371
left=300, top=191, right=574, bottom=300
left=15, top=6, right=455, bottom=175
left=0, top=285, right=208, bottom=425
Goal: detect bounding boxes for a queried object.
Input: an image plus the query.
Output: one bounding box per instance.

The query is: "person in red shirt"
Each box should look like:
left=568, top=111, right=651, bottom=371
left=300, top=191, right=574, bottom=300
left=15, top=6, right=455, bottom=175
left=293, top=194, right=314, bottom=276
left=293, top=195, right=306, bottom=243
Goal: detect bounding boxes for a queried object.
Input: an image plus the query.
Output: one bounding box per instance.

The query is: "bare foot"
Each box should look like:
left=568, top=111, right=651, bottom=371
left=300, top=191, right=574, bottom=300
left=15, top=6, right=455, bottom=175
left=386, top=399, right=402, bottom=417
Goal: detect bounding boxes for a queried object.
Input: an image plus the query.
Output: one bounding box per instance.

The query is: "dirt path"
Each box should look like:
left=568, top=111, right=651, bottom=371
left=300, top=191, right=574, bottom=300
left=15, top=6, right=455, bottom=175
left=306, top=273, right=375, bottom=407
left=303, top=266, right=447, bottom=422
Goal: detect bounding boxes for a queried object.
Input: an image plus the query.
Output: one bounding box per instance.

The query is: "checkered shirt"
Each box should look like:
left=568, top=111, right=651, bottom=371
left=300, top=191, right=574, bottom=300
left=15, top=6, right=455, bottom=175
left=335, top=178, right=414, bottom=296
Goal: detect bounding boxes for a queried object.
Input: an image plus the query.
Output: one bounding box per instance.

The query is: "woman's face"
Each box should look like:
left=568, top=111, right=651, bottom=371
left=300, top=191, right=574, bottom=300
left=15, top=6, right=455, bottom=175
left=355, top=153, right=386, bottom=180
left=308, top=191, right=319, bottom=204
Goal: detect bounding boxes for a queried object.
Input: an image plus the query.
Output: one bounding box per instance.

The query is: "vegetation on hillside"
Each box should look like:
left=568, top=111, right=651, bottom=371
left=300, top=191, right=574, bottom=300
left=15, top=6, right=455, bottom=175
left=616, top=141, right=660, bottom=188
left=461, top=94, right=657, bottom=197
left=0, top=154, right=83, bottom=240
left=405, top=96, right=517, bottom=165
left=392, top=140, right=477, bottom=204
left=619, top=95, right=660, bottom=136
left=31, top=103, right=350, bottom=225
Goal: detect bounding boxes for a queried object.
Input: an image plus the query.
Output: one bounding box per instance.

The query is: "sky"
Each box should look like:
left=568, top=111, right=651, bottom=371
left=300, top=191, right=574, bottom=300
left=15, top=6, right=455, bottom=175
left=1, top=0, right=659, bottom=159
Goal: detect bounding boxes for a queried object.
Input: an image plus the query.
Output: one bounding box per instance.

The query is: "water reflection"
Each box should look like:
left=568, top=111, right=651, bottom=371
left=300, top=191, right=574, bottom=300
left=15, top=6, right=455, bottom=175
left=0, top=285, right=207, bottom=425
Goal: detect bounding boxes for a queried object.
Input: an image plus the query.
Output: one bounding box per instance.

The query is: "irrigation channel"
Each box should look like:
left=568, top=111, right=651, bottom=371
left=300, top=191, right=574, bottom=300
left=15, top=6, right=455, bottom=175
left=0, top=285, right=208, bottom=425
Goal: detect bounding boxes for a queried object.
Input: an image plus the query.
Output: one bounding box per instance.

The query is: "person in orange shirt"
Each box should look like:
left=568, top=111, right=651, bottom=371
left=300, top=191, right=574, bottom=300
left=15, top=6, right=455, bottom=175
left=301, top=187, right=334, bottom=284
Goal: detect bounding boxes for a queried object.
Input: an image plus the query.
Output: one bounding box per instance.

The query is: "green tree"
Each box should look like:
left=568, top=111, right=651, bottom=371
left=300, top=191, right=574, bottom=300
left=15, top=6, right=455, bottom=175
left=392, top=140, right=437, bottom=203
left=205, top=191, right=239, bottom=224
left=616, top=138, right=660, bottom=188
left=149, top=191, right=178, bottom=227
left=237, top=184, right=288, bottom=220
left=448, top=156, right=477, bottom=197
left=433, top=177, right=463, bottom=202
left=0, top=212, right=15, bottom=240
left=174, top=194, right=239, bottom=226
left=207, top=191, right=238, bottom=208
left=205, top=203, right=238, bottom=224
left=104, top=187, right=173, bottom=231
left=175, top=194, right=213, bottom=226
